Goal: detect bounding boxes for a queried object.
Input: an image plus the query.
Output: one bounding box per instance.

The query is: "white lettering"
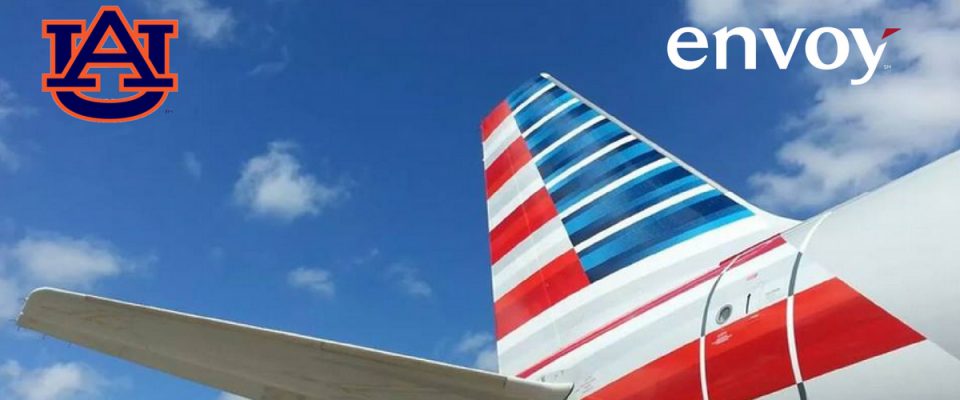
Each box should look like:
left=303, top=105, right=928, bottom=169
left=849, top=28, right=886, bottom=85
left=668, top=27, right=709, bottom=70
left=714, top=27, right=757, bottom=70
left=806, top=27, right=850, bottom=70
left=667, top=26, right=890, bottom=85
left=761, top=28, right=805, bottom=70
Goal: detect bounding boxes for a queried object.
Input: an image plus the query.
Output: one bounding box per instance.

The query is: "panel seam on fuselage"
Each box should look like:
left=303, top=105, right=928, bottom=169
left=697, top=248, right=751, bottom=400
left=785, top=211, right=834, bottom=400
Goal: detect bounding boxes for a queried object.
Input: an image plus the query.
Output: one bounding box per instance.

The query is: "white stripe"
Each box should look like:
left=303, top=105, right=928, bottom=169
left=492, top=218, right=573, bottom=299
left=497, top=217, right=765, bottom=353
left=696, top=241, right=756, bottom=400
left=786, top=295, right=802, bottom=384
left=482, top=85, right=572, bottom=168
left=531, top=115, right=606, bottom=164
left=786, top=210, right=834, bottom=386
left=510, top=82, right=556, bottom=117
left=481, top=83, right=556, bottom=165
left=699, top=335, right=711, bottom=400
left=545, top=135, right=636, bottom=190
left=548, top=273, right=713, bottom=369
left=482, top=116, right=522, bottom=168
left=497, top=217, right=769, bottom=370
left=486, top=162, right=542, bottom=230
left=521, top=98, right=579, bottom=138
left=532, top=244, right=794, bottom=382
left=559, top=158, right=673, bottom=219
left=540, top=75, right=790, bottom=224
left=574, top=184, right=714, bottom=252
left=800, top=211, right=833, bottom=252
left=542, top=274, right=712, bottom=384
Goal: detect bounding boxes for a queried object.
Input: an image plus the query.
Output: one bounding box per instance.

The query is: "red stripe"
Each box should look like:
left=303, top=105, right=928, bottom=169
left=582, top=277, right=924, bottom=399
left=585, top=340, right=703, bottom=400
left=494, top=250, right=590, bottom=339
left=794, top=277, right=924, bottom=380
left=517, top=235, right=787, bottom=378
left=484, top=138, right=532, bottom=199
left=718, top=234, right=786, bottom=271
left=489, top=188, right=557, bottom=264
left=706, top=301, right=795, bottom=399
left=588, top=303, right=794, bottom=400
left=481, top=100, right=511, bottom=141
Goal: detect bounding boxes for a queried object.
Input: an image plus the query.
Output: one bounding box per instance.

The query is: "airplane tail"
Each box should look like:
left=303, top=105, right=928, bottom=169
left=479, top=73, right=796, bottom=377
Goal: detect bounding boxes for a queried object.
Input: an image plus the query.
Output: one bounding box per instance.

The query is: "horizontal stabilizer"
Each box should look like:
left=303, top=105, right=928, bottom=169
left=18, top=288, right=572, bottom=400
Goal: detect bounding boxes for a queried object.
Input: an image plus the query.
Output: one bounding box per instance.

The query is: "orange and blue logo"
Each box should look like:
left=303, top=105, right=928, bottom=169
left=42, top=6, right=178, bottom=123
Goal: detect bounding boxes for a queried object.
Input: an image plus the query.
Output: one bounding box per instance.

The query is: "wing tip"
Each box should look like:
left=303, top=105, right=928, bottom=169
left=26, top=286, right=69, bottom=297
left=22, top=286, right=78, bottom=305
left=17, top=287, right=79, bottom=328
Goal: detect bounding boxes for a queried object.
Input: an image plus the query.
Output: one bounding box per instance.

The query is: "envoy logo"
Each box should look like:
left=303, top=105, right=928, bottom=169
left=668, top=27, right=900, bottom=86
left=42, top=6, right=178, bottom=123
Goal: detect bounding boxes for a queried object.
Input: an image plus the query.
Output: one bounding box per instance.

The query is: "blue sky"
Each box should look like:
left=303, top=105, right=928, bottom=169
left=1, top=0, right=958, bottom=399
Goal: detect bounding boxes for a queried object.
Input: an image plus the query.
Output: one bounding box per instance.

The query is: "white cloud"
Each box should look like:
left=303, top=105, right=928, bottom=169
left=684, top=0, right=960, bottom=212
left=0, top=80, right=26, bottom=173
left=0, top=361, right=22, bottom=379
left=249, top=46, right=290, bottom=77
left=217, top=392, right=249, bottom=400
left=0, top=361, right=106, bottom=400
left=452, top=332, right=498, bottom=372
left=351, top=248, right=380, bottom=266
left=0, top=278, right=19, bottom=322
left=454, top=332, right=493, bottom=354
left=0, top=80, right=18, bottom=121
left=143, top=0, right=235, bottom=44
left=0, top=140, right=17, bottom=172
left=386, top=264, right=432, bottom=298
left=183, top=152, right=203, bottom=179
left=287, top=267, right=335, bottom=298
left=10, top=236, right=123, bottom=288
left=473, top=348, right=499, bottom=372
left=0, top=234, right=132, bottom=320
left=687, top=0, right=885, bottom=27
left=234, top=141, right=345, bottom=221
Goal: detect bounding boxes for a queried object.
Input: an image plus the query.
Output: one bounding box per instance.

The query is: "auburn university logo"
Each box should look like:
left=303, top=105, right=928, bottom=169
left=42, top=6, right=178, bottom=123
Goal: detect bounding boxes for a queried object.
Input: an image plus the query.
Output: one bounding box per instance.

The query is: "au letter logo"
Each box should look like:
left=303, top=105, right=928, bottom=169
left=42, top=6, right=178, bottom=123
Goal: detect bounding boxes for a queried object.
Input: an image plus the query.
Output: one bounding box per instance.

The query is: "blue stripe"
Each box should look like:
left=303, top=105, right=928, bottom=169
left=554, top=152, right=668, bottom=214
left=514, top=88, right=571, bottom=131
left=525, top=104, right=599, bottom=156
left=547, top=139, right=651, bottom=191
left=562, top=165, right=687, bottom=228
left=566, top=172, right=703, bottom=243
left=507, top=76, right=551, bottom=109
left=578, top=191, right=739, bottom=271
left=537, top=121, right=626, bottom=181
left=586, top=208, right=753, bottom=281
left=550, top=143, right=663, bottom=210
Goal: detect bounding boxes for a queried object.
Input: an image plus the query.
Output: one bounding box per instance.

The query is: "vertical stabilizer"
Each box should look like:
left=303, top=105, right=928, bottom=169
left=479, top=74, right=796, bottom=377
